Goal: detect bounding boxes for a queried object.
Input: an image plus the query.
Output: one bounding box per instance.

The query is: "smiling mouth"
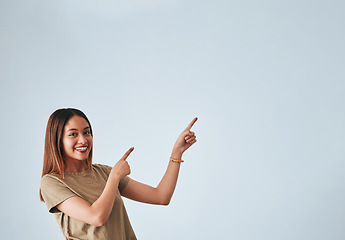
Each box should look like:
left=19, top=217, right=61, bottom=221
left=75, top=147, right=88, bottom=152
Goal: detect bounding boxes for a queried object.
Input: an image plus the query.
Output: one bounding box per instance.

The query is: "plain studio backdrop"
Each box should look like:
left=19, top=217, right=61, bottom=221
left=1, top=0, right=344, bottom=239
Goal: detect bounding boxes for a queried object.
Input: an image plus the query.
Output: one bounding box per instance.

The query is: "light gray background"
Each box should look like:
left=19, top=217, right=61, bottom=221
left=1, top=0, right=344, bottom=239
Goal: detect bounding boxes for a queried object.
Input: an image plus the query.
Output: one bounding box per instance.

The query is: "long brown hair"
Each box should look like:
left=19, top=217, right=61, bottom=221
left=39, top=108, right=93, bottom=201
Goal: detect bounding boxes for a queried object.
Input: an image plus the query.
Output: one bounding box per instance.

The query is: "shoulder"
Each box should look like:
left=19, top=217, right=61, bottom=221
left=40, top=174, right=73, bottom=197
left=40, top=174, right=79, bottom=213
left=40, top=174, right=64, bottom=188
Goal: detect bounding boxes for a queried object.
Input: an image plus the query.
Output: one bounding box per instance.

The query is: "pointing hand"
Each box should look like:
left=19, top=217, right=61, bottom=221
left=111, top=147, right=134, bottom=179
left=172, top=117, right=198, bottom=155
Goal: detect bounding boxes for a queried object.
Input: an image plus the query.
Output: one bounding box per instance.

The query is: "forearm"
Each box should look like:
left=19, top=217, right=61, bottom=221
left=156, top=149, right=183, bottom=205
left=90, top=174, right=120, bottom=226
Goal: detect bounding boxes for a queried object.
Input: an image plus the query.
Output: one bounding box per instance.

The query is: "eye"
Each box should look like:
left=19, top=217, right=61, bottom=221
left=84, top=131, right=91, bottom=135
left=68, top=133, right=77, bottom=137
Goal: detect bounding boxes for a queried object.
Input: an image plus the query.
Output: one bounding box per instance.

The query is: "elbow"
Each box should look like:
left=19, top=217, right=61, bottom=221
left=159, top=197, right=171, bottom=206
left=94, top=220, right=106, bottom=227
left=155, top=189, right=172, bottom=205
left=92, top=216, right=107, bottom=227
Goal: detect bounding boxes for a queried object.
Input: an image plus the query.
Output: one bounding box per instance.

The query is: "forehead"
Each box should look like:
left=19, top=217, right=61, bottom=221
left=65, top=116, right=89, bottom=130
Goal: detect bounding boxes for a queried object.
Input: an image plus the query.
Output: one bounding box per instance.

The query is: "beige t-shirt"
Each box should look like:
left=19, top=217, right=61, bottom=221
left=40, top=164, right=136, bottom=240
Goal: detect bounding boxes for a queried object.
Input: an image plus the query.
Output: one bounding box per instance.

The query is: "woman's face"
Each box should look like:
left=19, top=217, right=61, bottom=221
left=62, top=115, right=93, bottom=163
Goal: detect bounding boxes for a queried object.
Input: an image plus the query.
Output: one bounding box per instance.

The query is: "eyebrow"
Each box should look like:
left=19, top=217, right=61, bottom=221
left=66, top=126, right=90, bottom=132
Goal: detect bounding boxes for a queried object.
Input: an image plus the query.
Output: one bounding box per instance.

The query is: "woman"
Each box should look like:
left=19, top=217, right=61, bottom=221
left=40, top=108, right=197, bottom=239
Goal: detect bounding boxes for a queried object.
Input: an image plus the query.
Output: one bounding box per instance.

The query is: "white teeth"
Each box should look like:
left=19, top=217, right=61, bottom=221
left=75, top=147, right=87, bottom=151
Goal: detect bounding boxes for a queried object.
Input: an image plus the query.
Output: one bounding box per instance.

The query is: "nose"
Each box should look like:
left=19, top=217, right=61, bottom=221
left=78, top=135, right=88, bottom=145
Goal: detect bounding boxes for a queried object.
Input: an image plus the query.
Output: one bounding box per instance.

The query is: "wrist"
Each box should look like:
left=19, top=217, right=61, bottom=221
left=171, top=149, right=183, bottom=160
left=109, top=170, right=122, bottom=182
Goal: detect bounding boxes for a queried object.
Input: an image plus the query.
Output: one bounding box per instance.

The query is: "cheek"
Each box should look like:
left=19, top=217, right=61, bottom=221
left=88, top=137, right=93, bottom=146
left=62, top=139, right=75, bottom=151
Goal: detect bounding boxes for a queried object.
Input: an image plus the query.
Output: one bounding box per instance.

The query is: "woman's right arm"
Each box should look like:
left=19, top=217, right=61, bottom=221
left=56, top=147, right=134, bottom=227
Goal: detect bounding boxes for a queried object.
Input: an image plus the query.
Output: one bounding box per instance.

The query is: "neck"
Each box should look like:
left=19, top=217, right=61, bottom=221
left=64, top=159, right=89, bottom=173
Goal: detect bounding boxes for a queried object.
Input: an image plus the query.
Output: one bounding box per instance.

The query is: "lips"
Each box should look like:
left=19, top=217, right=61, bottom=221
left=75, top=146, right=88, bottom=153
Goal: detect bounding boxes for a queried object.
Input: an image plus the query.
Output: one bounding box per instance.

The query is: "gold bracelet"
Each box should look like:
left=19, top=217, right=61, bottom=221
left=170, top=157, right=184, bottom=163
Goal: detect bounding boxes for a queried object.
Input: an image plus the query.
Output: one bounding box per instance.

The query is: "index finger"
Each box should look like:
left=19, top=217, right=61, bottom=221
left=121, top=147, right=134, bottom=161
left=184, top=117, right=198, bottom=131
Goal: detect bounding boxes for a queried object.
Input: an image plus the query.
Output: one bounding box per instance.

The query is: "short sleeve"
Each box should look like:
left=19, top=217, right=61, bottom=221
left=119, top=176, right=130, bottom=193
left=40, top=175, right=77, bottom=213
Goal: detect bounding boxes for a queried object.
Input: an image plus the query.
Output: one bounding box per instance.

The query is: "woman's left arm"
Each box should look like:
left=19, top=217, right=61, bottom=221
left=121, top=117, right=198, bottom=205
